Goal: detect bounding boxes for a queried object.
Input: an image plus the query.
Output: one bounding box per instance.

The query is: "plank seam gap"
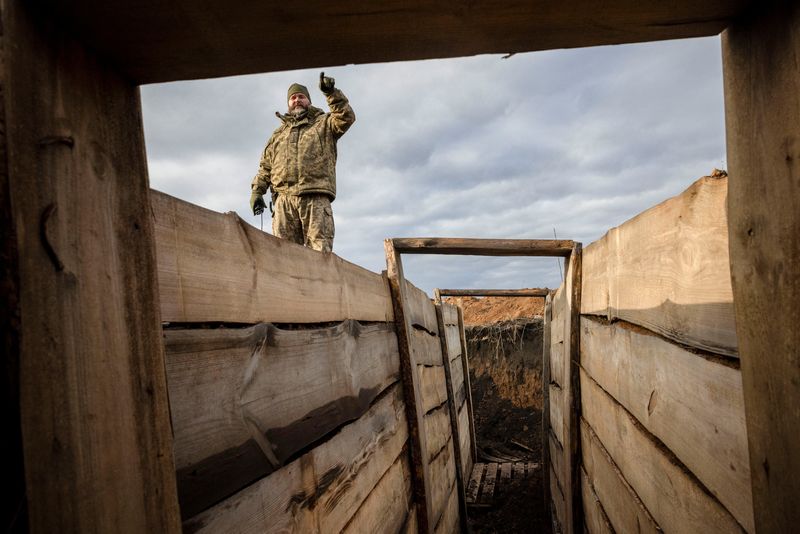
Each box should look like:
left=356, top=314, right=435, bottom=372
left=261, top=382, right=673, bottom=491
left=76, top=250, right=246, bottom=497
left=580, top=314, right=740, bottom=368
left=580, top=416, right=661, bottom=531
left=339, top=442, right=410, bottom=533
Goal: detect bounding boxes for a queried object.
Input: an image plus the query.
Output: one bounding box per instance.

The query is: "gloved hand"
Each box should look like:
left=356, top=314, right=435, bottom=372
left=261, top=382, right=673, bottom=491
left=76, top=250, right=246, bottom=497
left=250, top=192, right=266, bottom=215
left=319, top=72, right=335, bottom=95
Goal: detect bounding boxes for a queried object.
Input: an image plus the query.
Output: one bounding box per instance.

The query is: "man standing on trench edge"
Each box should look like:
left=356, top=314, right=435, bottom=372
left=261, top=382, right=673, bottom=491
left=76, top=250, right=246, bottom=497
left=250, top=72, right=355, bottom=253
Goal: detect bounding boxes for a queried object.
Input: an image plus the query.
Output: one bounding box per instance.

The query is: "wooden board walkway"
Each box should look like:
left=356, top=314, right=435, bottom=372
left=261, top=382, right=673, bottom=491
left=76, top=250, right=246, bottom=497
left=465, top=462, right=540, bottom=507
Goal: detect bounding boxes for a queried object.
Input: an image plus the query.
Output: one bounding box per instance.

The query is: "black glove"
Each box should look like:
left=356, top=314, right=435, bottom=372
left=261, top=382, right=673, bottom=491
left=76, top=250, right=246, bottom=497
left=319, top=72, right=335, bottom=95
left=250, top=192, right=266, bottom=215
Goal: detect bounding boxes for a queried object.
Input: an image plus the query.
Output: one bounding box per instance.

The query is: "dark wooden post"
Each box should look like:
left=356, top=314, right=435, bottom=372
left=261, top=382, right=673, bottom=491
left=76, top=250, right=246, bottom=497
left=385, top=239, right=433, bottom=533
left=541, top=293, right=552, bottom=530
left=722, top=1, right=800, bottom=530
left=2, top=2, right=180, bottom=532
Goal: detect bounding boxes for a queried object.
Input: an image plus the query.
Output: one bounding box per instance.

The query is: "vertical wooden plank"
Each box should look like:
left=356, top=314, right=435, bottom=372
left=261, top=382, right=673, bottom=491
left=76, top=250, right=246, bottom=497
left=4, top=2, right=180, bottom=533
left=542, top=293, right=552, bottom=525
left=568, top=244, right=584, bottom=534
left=722, top=2, right=800, bottom=531
left=435, top=304, right=468, bottom=533
left=0, top=9, right=25, bottom=528
left=385, top=239, right=433, bottom=533
left=456, top=307, right=477, bottom=464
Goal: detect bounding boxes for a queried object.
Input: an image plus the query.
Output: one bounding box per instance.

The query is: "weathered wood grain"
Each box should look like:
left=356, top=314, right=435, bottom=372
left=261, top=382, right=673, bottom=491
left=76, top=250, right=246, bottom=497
left=423, top=404, right=452, bottom=464
left=405, top=279, right=439, bottom=334
left=429, top=439, right=457, bottom=529
left=549, top=384, right=566, bottom=447
left=184, top=384, right=408, bottom=533
left=437, top=288, right=550, bottom=298
left=165, top=320, right=400, bottom=517
left=581, top=419, right=661, bottom=534
left=342, top=452, right=413, bottom=534
left=392, top=238, right=574, bottom=257
left=153, top=190, right=393, bottom=325
left=567, top=245, right=584, bottom=534
left=445, top=325, right=462, bottom=362
left=581, top=175, right=736, bottom=357
left=456, top=307, right=477, bottom=465
left=549, top=431, right=566, bottom=506
left=441, top=303, right=459, bottom=327
left=581, top=317, right=752, bottom=530
left=457, top=402, right=473, bottom=480
left=550, top=465, right=566, bottom=533
left=580, top=467, right=614, bottom=534
left=56, top=1, right=748, bottom=84
left=412, top=328, right=445, bottom=366
left=434, top=483, right=459, bottom=534
left=723, top=2, right=800, bottom=531
left=581, top=371, right=745, bottom=533
left=6, top=3, right=181, bottom=532
left=419, top=364, right=449, bottom=414
left=402, top=508, right=419, bottom=534
left=449, top=352, right=465, bottom=397
left=435, top=303, right=468, bottom=534
left=385, top=240, right=434, bottom=533
left=549, top=285, right=567, bottom=387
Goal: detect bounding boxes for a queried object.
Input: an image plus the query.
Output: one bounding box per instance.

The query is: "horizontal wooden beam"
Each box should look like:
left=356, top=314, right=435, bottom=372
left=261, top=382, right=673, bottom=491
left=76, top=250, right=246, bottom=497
left=40, top=0, right=751, bottom=83
left=437, top=288, right=551, bottom=297
left=391, top=238, right=574, bottom=257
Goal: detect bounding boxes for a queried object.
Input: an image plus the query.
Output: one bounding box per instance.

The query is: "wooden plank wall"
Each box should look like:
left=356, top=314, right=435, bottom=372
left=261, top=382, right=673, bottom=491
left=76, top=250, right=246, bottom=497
left=576, top=174, right=754, bottom=534
left=385, top=238, right=464, bottom=534
left=544, top=246, right=581, bottom=534
left=154, top=194, right=441, bottom=533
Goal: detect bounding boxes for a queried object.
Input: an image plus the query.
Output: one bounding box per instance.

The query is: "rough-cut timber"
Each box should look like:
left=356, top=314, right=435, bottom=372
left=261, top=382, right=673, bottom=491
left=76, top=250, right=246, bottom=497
left=185, top=385, right=409, bottom=534
left=722, top=2, right=800, bottom=531
left=456, top=308, right=477, bottom=465
left=385, top=239, right=434, bottom=533
left=164, top=321, right=400, bottom=517
left=392, top=238, right=574, bottom=257
left=436, top=289, right=550, bottom=297
left=581, top=371, right=744, bottom=533
left=4, top=2, right=181, bottom=532
left=580, top=467, right=614, bottom=534
left=542, top=295, right=553, bottom=527
left=413, top=328, right=447, bottom=366
left=436, top=304, right=468, bottom=533
left=342, top=453, right=413, bottom=534
left=153, top=190, right=393, bottom=325
left=405, top=280, right=440, bottom=334
left=581, top=175, right=736, bottom=357
left=581, top=317, right=752, bottom=530
left=39, top=0, right=750, bottom=84
left=429, top=440, right=457, bottom=531
left=581, top=420, right=661, bottom=534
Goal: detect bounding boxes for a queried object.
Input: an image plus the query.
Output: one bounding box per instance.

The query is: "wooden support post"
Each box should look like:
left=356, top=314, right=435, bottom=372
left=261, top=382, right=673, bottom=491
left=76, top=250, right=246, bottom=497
left=385, top=239, right=433, bottom=534
left=3, top=2, right=180, bottom=532
left=435, top=305, right=469, bottom=534
left=567, top=245, right=584, bottom=533
left=722, top=1, right=800, bottom=530
left=456, top=307, right=478, bottom=465
left=542, top=294, right=553, bottom=529
left=392, top=238, right=574, bottom=257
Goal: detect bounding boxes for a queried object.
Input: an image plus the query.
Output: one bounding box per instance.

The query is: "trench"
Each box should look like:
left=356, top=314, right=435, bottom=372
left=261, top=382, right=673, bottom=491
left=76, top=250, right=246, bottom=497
left=462, top=316, right=550, bottom=533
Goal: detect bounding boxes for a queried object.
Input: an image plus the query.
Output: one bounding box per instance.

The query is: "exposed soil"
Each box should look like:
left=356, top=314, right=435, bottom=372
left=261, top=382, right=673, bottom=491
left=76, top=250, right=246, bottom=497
left=453, top=298, right=550, bottom=533
left=444, top=295, right=545, bottom=325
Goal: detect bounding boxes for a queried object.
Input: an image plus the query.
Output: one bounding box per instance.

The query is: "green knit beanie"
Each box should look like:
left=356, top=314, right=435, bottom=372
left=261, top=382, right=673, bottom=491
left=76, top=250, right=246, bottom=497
left=287, top=83, right=310, bottom=101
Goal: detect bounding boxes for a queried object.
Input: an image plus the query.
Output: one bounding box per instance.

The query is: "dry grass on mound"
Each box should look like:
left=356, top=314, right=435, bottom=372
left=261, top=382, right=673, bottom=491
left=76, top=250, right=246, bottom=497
left=443, top=294, right=545, bottom=325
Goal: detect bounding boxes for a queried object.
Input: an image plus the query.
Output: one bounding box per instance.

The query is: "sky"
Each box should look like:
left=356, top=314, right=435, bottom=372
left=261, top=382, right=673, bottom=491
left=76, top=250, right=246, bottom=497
left=140, top=36, right=726, bottom=295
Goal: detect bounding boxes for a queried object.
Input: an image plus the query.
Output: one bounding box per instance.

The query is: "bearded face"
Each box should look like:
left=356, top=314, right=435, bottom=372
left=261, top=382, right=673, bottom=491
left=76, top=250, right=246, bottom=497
left=288, top=92, right=310, bottom=116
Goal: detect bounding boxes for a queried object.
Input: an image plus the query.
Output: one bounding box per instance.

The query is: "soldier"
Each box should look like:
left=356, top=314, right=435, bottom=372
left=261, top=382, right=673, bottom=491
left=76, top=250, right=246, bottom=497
left=250, top=72, right=355, bottom=253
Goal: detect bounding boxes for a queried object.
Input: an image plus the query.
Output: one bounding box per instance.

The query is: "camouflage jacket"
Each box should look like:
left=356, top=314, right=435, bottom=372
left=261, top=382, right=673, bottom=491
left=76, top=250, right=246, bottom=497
left=251, top=88, right=355, bottom=200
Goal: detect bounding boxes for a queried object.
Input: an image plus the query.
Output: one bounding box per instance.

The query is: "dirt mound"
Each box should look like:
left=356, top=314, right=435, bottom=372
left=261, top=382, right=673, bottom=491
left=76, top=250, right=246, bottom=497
left=443, top=294, right=545, bottom=325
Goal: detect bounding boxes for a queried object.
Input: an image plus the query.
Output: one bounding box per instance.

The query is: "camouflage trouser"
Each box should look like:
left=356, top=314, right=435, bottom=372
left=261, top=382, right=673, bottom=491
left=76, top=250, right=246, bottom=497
left=272, top=193, right=335, bottom=253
